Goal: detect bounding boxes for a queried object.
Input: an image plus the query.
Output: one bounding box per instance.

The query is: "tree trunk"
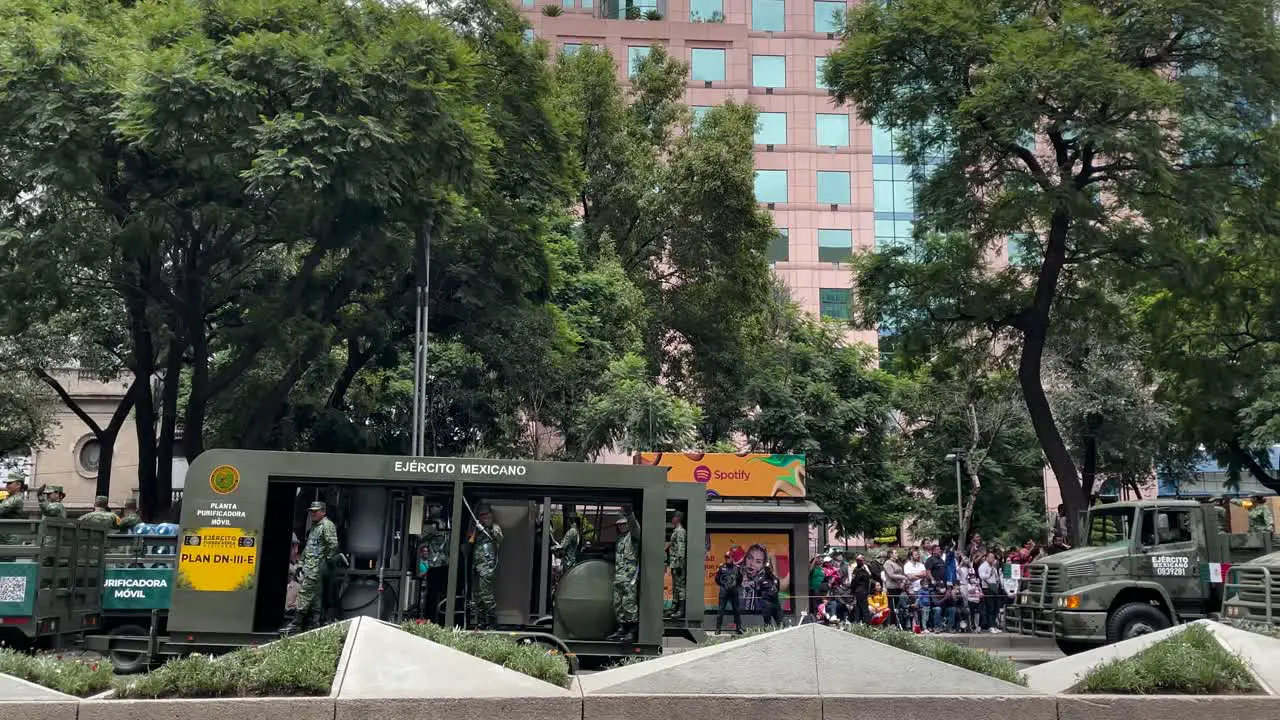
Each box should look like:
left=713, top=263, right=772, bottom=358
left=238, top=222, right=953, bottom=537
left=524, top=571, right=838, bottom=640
left=1081, top=432, right=1098, bottom=500
left=155, top=340, right=182, bottom=511
left=95, top=382, right=141, bottom=498
left=128, top=281, right=161, bottom=521
left=1018, top=212, right=1086, bottom=542
left=958, top=405, right=982, bottom=549
left=184, top=319, right=208, bottom=462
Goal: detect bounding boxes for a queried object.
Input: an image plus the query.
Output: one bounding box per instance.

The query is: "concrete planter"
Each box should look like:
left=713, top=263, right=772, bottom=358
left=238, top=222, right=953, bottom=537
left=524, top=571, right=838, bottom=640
left=584, top=693, right=821, bottom=720
left=1056, top=694, right=1280, bottom=720
left=0, top=700, right=79, bottom=720
left=80, top=697, right=336, bottom=720
left=821, top=694, right=1057, bottom=720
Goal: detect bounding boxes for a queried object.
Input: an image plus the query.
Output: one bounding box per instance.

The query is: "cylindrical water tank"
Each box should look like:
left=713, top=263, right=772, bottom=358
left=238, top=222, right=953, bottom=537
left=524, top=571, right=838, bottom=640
left=346, top=488, right=388, bottom=557
left=553, top=558, right=616, bottom=640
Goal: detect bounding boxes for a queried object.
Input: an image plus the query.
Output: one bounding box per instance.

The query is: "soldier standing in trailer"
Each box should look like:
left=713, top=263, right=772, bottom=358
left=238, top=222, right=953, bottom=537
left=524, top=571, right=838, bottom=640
left=80, top=496, right=119, bottom=530
left=0, top=473, right=26, bottom=550
left=557, top=513, right=582, bottom=572
left=665, top=512, right=686, bottom=619
left=608, top=512, right=640, bottom=642
left=419, top=503, right=450, bottom=623
left=470, top=504, right=503, bottom=630
left=36, top=485, right=67, bottom=518
left=117, top=498, right=142, bottom=532
left=282, top=501, right=340, bottom=634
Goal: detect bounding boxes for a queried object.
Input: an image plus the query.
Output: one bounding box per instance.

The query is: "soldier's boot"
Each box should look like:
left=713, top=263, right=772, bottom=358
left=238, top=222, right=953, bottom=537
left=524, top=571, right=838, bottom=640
left=606, top=625, right=627, bottom=641
left=617, top=623, right=637, bottom=643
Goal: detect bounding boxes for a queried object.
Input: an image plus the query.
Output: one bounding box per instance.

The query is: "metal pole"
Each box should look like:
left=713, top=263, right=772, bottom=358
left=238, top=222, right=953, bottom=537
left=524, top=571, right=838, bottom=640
left=411, top=293, right=423, bottom=457
left=417, top=232, right=431, bottom=457
left=955, top=456, right=964, bottom=550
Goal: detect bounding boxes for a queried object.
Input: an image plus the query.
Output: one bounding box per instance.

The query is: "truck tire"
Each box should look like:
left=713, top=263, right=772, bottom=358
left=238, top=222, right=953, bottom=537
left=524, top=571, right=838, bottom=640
left=108, top=624, right=150, bottom=675
left=1106, top=602, right=1170, bottom=643
left=1054, top=639, right=1096, bottom=656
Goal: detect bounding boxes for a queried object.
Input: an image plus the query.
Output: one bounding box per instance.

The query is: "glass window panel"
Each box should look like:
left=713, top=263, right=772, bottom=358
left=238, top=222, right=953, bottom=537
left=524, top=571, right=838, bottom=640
left=815, top=113, right=850, bottom=146
left=562, top=0, right=575, bottom=7
left=768, top=229, right=789, bottom=262
left=815, top=57, right=829, bottom=90
left=691, top=0, right=723, bottom=21
left=582, top=0, right=594, bottom=8
left=816, top=171, right=851, bottom=205
left=752, top=55, right=786, bottom=88
left=755, top=112, right=787, bottom=145
left=522, top=28, right=535, bottom=42
left=563, top=43, right=582, bottom=55
left=752, top=0, right=785, bottom=30
left=814, top=0, right=845, bottom=32
left=691, top=48, right=726, bottom=82
left=628, top=46, right=651, bottom=77
left=691, top=106, right=713, bottom=126
left=872, top=124, right=895, bottom=156
left=872, top=179, right=895, bottom=213
left=893, top=180, right=914, bottom=214
left=820, top=288, right=851, bottom=320
left=817, top=229, right=853, bottom=263
left=754, top=170, right=788, bottom=203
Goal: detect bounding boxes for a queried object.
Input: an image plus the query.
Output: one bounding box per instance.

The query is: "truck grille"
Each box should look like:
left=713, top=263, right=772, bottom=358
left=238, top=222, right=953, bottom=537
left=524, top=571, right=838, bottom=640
left=1233, top=566, right=1280, bottom=610
left=1026, top=565, right=1063, bottom=600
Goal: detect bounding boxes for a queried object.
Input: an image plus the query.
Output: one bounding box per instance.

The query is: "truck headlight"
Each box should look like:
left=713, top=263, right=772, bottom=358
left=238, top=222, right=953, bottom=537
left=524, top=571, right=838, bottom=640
left=1056, top=595, right=1081, bottom=609
left=1227, top=606, right=1240, bottom=618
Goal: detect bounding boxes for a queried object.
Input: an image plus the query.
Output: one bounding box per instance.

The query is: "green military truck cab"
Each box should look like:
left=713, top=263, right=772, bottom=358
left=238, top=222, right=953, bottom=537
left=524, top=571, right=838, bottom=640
left=1222, top=550, right=1280, bottom=629
left=1006, top=500, right=1274, bottom=654
left=0, top=518, right=108, bottom=650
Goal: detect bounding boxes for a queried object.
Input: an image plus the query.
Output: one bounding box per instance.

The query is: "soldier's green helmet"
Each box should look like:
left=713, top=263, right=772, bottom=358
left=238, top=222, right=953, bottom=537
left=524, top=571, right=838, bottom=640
left=308, top=501, right=327, bottom=512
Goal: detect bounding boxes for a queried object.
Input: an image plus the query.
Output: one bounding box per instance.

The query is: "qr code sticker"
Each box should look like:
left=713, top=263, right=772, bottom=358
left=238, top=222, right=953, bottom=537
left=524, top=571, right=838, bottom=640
left=0, top=575, right=27, bottom=603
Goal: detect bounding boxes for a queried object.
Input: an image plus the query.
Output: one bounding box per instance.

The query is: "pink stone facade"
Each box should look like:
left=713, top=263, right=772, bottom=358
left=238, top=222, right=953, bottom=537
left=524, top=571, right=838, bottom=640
left=520, top=0, right=879, bottom=347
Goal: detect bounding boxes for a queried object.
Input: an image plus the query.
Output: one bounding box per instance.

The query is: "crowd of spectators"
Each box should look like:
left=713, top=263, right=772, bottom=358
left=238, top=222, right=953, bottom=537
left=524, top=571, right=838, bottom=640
left=806, top=537, right=1047, bottom=633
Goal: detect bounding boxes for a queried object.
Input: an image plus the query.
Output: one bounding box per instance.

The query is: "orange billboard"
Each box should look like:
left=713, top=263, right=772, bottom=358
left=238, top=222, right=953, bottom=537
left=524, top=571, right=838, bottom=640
left=634, top=452, right=805, bottom=498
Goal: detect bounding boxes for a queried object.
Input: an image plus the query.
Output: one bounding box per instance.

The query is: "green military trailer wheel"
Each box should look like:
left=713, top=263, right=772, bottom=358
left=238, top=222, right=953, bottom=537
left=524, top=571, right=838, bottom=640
left=108, top=624, right=152, bottom=674
left=1106, top=602, right=1171, bottom=643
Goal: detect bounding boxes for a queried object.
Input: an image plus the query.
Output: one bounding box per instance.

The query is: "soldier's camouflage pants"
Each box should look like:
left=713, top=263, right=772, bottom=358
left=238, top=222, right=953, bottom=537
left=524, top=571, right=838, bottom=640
left=473, top=572, right=497, bottom=628
left=670, top=567, right=685, bottom=613
left=294, top=575, right=323, bottom=628
left=613, top=578, right=638, bottom=623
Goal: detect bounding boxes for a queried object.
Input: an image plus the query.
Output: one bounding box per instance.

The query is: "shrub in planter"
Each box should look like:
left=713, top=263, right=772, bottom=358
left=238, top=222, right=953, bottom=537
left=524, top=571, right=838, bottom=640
left=625, top=6, right=642, bottom=19
left=1076, top=624, right=1260, bottom=695
left=643, top=9, right=664, bottom=20
left=843, top=624, right=1026, bottom=686
left=399, top=622, right=570, bottom=688
left=542, top=4, right=564, bottom=15
left=115, top=624, right=346, bottom=699
left=0, top=650, right=114, bottom=697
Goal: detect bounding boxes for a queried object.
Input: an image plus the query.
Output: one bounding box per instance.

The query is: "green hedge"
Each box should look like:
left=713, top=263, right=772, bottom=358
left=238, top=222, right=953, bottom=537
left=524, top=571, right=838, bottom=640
left=114, top=624, right=347, bottom=699
left=0, top=650, right=114, bottom=697
left=843, top=624, right=1027, bottom=686
left=1076, top=624, right=1259, bottom=695
left=399, top=621, right=570, bottom=688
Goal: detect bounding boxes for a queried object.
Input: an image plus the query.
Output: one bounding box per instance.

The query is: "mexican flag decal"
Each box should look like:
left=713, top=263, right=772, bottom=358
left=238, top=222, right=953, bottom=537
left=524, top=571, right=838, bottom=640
left=1203, top=562, right=1232, bottom=584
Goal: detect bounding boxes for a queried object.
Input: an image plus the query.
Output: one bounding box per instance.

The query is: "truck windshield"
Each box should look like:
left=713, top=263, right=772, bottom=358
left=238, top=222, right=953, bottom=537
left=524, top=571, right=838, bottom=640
left=1085, top=507, right=1135, bottom=547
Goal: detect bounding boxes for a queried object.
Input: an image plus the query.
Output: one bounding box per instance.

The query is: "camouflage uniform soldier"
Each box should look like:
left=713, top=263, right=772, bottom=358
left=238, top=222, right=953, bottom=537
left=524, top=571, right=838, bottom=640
left=79, top=496, right=119, bottom=530
left=557, top=515, right=581, bottom=572
left=37, top=485, right=67, bottom=519
left=0, top=473, right=26, bottom=549
left=117, top=498, right=141, bottom=532
left=1249, top=496, right=1274, bottom=535
left=418, top=504, right=450, bottom=622
left=470, top=505, right=503, bottom=630
left=665, top=512, right=686, bottom=618
left=607, top=512, right=640, bottom=642
left=283, top=502, right=340, bottom=634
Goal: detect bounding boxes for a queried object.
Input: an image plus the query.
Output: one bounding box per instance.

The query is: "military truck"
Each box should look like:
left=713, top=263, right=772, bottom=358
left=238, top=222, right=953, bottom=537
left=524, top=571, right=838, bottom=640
left=1222, top=550, right=1280, bottom=629
left=1005, top=499, right=1274, bottom=654
left=95, top=530, right=178, bottom=672
left=0, top=518, right=108, bottom=650
left=86, top=449, right=706, bottom=671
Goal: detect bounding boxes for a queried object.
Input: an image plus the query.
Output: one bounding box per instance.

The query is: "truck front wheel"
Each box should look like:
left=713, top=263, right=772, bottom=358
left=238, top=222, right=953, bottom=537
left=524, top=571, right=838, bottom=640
left=1106, top=602, right=1170, bottom=643
left=1054, top=639, right=1096, bottom=656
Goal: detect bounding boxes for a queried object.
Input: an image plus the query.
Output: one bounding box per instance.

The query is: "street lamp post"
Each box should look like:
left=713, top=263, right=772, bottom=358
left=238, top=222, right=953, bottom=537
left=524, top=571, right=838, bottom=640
left=945, top=450, right=965, bottom=550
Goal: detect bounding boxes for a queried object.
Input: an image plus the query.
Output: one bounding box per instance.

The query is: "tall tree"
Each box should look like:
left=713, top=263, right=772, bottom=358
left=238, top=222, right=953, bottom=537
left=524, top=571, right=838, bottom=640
left=828, top=0, right=1280, bottom=529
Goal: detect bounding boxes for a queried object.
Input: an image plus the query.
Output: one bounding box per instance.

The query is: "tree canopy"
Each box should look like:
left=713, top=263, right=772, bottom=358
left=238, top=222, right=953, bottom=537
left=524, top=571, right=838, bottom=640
left=827, top=0, right=1280, bottom=526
